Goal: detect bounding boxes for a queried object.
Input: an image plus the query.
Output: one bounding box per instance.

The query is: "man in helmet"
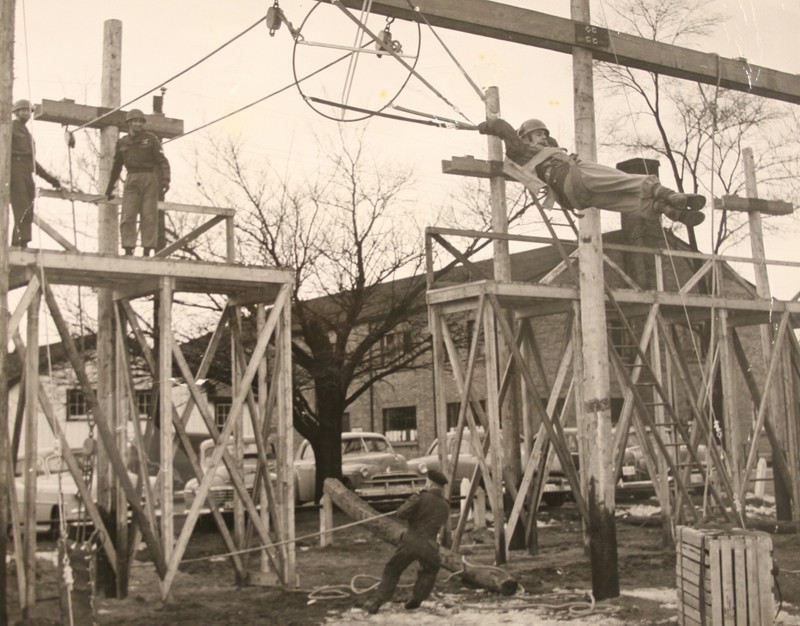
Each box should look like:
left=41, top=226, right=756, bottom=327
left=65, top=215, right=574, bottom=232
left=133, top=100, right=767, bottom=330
left=478, top=117, right=705, bottom=227
left=105, top=108, right=171, bottom=256
left=9, top=99, right=62, bottom=248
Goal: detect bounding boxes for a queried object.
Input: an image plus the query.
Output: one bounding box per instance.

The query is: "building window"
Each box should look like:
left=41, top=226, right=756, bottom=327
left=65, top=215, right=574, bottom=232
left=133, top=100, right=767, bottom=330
left=383, top=406, right=417, bottom=443
left=445, top=400, right=486, bottom=430
left=381, top=329, right=412, bottom=363
left=135, top=389, right=153, bottom=419
left=214, top=400, right=232, bottom=429
left=66, top=388, right=88, bottom=420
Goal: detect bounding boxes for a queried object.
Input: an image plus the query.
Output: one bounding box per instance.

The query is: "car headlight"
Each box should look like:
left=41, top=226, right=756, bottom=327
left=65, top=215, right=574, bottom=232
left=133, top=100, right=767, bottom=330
left=359, top=466, right=370, bottom=479
left=417, top=462, right=427, bottom=474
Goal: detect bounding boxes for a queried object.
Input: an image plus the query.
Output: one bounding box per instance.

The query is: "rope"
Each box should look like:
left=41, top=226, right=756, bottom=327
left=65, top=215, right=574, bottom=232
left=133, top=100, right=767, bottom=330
left=173, top=508, right=398, bottom=566
left=402, top=0, right=486, bottom=102
left=307, top=96, right=476, bottom=129
left=69, top=13, right=268, bottom=135
left=165, top=46, right=366, bottom=145
left=318, top=0, right=474, bottom=125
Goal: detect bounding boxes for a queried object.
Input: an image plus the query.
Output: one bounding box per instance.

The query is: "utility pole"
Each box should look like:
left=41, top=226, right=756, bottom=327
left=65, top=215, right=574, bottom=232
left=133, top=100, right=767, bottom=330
left=0, top=0, right=14, bottom=619
left=95, top=19, right=124, bottom=597
left=571, top=0, right=619, bottom=601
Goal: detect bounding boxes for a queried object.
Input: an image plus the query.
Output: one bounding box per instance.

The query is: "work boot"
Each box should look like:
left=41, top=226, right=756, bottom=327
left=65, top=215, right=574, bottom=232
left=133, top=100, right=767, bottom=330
left=659, top=203, right=706, bottom=227
left=404, top=599, right=422, bottom=610
left=654, top=190, right=706, bottom=226
left=143, top=247, right=152, bottom=257
left=123, top=247, right=134, bottom=256
left=666, top=192, right=706, bottom=212
left=365, top=599, right=382, bottom=614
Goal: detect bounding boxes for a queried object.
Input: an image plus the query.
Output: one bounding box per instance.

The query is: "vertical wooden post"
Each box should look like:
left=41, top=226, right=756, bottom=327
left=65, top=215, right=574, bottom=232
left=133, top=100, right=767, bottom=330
left=22, top=291, right=41, bottom=614
left=257, top=303, right=270, bottom=575
left=96, top=18, right=123, bottom=597
left=485, top=86, right=523, bottom=546
left=571, top=0, right=619, bottom=600
left=429, top=305, right=451, bottom=545
left=159, top=277, right=175, bottom=565
left=482, top=302, right=506, bottom=564
left=0, top=0, right=14, bottom=619
left=742, top=147, right=796, bottom=521
left=718, top=309, right=744, bottom=516
left=232, top=306, right=245, bottom=581
left=319, top=494, right=334, bottom=547
left=277, top=294, right=296, bottom=585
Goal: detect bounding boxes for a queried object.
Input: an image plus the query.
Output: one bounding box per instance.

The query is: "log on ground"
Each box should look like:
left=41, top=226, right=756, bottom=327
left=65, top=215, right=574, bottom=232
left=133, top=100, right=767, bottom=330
left=323, top=478, right=518, bottom=595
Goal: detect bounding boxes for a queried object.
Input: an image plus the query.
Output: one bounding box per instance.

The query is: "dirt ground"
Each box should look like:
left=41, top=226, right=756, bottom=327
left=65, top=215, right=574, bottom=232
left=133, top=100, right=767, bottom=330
left=7, top=497, right=800, bottom=625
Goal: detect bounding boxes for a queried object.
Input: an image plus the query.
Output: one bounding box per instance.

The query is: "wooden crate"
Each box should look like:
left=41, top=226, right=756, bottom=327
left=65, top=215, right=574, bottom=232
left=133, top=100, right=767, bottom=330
left=676, top=526, right=774, bottom=625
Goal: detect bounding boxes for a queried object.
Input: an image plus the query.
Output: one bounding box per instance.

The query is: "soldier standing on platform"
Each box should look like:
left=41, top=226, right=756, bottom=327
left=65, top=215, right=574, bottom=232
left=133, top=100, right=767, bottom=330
left=105, top=109, right=170, bottom=256
left=9, top=99, right=62, bottom=248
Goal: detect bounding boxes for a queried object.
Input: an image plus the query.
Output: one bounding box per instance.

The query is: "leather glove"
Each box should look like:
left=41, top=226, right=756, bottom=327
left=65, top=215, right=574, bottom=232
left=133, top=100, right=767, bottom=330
left=51, top=180, right=62, bottom=190
left=105, top=189, right=115, bottom=200
left=477, top=121, right=490, bottom=135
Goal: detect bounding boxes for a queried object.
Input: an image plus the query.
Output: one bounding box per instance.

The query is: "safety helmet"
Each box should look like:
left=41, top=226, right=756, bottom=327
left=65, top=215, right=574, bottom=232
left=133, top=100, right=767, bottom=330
left=13, top=99, right=32, bottom=112
left=517, top=118, right=549, bottom=139
left=126, top=108, right=146, bottom=122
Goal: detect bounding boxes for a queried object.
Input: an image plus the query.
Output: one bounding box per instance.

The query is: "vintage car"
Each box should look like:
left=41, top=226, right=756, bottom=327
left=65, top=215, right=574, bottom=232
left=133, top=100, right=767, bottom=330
left=13, top=449, right=95, bottom=536
left=294, top=431, right=425, bottom=507
left=13, top=447, right=152, bottom=536
left=406, top=430, right=571, bottom=506
left=183, top=437, right=276, bottom=513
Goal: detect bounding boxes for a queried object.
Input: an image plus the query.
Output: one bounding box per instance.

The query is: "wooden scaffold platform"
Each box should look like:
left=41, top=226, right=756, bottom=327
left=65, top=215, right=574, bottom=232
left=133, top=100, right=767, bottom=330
left=6, top=189, right=297, bottom=611
left=426, top=152, right=800, bottom=572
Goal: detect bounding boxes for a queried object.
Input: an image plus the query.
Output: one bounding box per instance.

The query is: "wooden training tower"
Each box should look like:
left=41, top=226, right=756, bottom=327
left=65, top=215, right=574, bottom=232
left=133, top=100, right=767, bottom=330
left=426, top=142, right=800, bottom=569
left=7, top=196, right=296, bottom=606
left=3, top=20, right=297, bottom=619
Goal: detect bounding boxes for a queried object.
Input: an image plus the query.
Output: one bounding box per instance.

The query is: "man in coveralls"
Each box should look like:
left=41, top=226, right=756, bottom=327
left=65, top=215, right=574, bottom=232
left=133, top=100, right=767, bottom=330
left=478, top=117, right=706, bottom=227
left=9, top=99, right=61, bottom=247
left=105, top=109, right=170, bottom=256
left=366, top=469, right=450, bottom=614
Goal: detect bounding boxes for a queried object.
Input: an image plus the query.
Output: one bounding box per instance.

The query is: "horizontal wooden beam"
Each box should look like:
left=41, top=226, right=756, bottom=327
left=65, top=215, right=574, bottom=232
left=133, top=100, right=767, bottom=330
left=716, top=195, right=794, bottom=216
left=442, top=156, right=508, bottom=179
left=34, top=99, right=184, bottom=138
left=8, top=249, right=293, bottom=298
left=337, top=0, right=800, bottom=105
left=426, top=279, right=800, bottom=319
left=37, top=188, right=236, bottom=217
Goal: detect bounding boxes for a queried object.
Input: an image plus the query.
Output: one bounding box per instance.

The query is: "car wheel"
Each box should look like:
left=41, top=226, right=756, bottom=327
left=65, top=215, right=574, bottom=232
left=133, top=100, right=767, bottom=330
left=543, top=493, right=566, bottom=508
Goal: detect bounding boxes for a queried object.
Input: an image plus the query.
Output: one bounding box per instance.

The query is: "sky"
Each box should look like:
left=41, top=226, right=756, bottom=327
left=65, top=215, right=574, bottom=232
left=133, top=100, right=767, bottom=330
left=9, top=0, right=800, bottom=309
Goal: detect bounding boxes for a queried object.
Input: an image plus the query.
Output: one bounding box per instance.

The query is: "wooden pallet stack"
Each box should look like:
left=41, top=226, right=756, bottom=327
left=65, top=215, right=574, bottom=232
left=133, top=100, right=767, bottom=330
left=676, top=526, right=775, bottom=625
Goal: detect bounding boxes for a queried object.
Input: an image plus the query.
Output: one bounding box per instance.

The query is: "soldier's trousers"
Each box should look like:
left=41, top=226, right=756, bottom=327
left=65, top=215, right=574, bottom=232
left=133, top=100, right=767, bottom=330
left=120, top=171, right=159, bottom=249
left=374, top=532, right=441, bottom=605
left=10, top=163, right=35, bottom=245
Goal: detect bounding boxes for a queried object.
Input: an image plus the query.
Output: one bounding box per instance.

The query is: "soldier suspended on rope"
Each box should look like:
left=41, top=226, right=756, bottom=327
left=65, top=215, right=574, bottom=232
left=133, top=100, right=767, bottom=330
left=477, top=117, right=706, bottom=227
left=9, top=99, right=62, bottom=248
left=105, top=108, right=171, bottom=256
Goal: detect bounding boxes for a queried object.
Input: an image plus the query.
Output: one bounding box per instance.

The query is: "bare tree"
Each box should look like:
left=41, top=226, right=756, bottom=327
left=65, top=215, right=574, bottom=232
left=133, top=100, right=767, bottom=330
left=192, top=127, right=440, bottom=499
left=596, top=0, right=800, bottom=252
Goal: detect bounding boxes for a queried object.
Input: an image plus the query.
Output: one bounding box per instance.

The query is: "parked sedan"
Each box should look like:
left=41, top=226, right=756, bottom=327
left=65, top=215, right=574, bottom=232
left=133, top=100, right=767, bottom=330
left=294, top=432, right=425, bottom=507
left=13, top=448, right=151, bottom=536
left=406, top=430, right=571, bottom=506
left=183, top=438, right=276, bottom=512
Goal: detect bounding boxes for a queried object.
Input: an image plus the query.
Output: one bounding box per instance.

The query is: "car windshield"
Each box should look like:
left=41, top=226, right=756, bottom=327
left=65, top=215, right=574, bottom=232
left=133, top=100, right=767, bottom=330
left=341, top=436, right=391, bottom=456
left=44, top=452, right=88, bottom=475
